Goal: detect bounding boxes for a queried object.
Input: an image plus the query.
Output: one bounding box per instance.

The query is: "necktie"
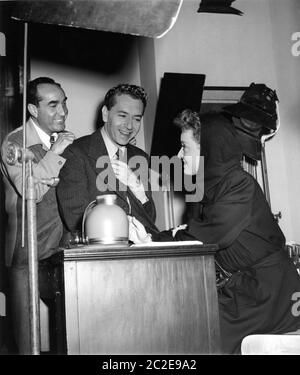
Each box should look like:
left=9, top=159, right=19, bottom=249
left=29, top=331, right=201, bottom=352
left=50, top=135, right=56, bottom=147
left=116, top=147, right=126, bottom=162
left=114, top=148, right=129, bottom=211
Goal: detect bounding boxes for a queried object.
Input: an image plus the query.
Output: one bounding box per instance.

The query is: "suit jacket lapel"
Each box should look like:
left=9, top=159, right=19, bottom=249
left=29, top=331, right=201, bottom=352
left=87, top=129, right=108, bottom=162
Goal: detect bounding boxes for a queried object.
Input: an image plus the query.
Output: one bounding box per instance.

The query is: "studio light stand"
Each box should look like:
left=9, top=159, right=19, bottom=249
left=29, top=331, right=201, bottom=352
left=6, top=22, right=41, bottom=355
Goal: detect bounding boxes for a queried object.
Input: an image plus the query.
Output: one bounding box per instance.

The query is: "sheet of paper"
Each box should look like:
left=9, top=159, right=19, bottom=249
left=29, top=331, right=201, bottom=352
left=130, top=240, right=203, bottom=248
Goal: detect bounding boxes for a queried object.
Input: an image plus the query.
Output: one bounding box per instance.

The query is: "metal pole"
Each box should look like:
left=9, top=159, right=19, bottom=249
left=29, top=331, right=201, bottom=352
left=21, top=22, right=28, bottom=247
left=26, top=158, right=40, bottom=354
left=21, top=21, right=41, bottom=355
left=260, top=141, right=271, bottom=209
left=168, top=188, right=175, bottom=228
left=165, top=174, right=175, bottom=229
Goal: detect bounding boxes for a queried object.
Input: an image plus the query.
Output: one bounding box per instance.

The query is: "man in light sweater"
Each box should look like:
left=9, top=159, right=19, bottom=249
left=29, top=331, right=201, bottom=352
left=0, top=77, right=75, bottom=353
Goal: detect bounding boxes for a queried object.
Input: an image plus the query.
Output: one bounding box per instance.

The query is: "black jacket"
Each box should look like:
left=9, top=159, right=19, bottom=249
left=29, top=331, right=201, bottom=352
left=57, top=129, right=158, bottom=235
left=153, top=112, right=300, bottom=354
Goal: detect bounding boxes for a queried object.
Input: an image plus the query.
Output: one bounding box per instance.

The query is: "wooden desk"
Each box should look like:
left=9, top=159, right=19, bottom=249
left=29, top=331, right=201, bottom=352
left=50, top=242, right=220, bottom=354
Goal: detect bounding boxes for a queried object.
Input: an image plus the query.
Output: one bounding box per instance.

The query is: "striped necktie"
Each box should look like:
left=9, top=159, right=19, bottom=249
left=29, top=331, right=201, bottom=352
left=50, top=135, right=56, bottom=147
left=114, top=148, right=130, bottom=212
left=116, top=147, right=127, bottom=162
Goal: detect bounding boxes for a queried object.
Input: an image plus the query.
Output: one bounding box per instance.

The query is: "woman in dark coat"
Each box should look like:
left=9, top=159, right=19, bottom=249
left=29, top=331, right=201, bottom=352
left=130, top=110, right=300, bottom=354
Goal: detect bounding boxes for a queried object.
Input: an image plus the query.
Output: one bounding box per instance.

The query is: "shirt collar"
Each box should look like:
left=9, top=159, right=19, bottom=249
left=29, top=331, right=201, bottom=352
left=31, top=119, right=52, bottom=150
left=100, top=126, right=125, bottom=160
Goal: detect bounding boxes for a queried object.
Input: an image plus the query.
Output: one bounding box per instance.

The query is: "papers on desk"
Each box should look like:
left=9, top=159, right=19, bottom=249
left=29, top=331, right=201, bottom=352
left=130, top=240, right=203, bottom=248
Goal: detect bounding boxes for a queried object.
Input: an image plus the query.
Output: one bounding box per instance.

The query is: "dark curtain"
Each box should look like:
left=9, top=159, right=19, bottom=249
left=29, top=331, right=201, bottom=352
left=0, top=1, right=23, bottom=354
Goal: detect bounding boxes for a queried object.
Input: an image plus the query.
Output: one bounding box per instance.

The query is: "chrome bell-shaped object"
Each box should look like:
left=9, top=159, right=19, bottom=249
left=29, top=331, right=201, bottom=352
left=83, top=194, right=129, bottom=245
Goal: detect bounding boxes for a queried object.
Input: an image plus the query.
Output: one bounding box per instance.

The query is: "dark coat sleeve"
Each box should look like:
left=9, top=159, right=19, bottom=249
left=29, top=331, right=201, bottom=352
left=185, top=173, right=253, bottom=248
left=136, top=155, right=156, bottom=224
left=126, top=145, right=157, bottom=233
left=56, top=146, right=90, bottom=232
left=153, top=172, right=253, bottom=247
left=142, top=193, right=156, bottom=223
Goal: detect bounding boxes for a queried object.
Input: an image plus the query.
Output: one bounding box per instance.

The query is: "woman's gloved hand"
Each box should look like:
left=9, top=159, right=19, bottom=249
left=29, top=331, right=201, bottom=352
left=171, top=224, right=188, bottom=237
left=128, top=215, right=152, bottom=244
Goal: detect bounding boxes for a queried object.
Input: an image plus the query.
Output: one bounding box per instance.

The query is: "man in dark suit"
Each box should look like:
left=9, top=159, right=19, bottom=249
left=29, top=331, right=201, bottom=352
left=56, top=84, right=158, bottom=242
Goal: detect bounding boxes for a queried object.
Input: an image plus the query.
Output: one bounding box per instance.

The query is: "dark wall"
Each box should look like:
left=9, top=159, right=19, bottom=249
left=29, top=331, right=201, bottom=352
left=151, top=72, right=206, bottom=158
left=0, top=1, right=23, bottom=353
left=28, top=22, right=137, bottom=75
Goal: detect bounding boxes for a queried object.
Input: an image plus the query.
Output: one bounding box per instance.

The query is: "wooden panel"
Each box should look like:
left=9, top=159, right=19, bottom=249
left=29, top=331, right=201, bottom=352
left=201, top=256, right=221, bottom=354
left=63, top=262, right=80, bottom=354
left=56, top=241, right=217, bottom=261
left=12, top=0, right=183, bottom=38
left=63, top=254, right=219, bottom=354
left=0, top=1, right=23, bottom=351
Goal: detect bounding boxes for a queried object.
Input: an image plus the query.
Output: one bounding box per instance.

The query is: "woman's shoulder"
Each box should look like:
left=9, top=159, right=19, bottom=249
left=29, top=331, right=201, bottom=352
left=216, top=168, right=257, bottom=199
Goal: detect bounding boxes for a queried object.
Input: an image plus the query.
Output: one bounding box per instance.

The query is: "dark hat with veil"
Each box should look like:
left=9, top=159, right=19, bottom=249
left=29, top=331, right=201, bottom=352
left=222, top=83, right=279, bottom=160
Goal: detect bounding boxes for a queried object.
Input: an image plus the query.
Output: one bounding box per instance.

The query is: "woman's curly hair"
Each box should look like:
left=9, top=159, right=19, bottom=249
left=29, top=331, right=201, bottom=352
left=173, top=109, right=201, bottom=143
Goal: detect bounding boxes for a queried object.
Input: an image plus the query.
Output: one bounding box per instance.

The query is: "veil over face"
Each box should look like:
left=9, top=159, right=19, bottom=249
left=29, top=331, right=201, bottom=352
left=200, top=112, right=243, bottom=198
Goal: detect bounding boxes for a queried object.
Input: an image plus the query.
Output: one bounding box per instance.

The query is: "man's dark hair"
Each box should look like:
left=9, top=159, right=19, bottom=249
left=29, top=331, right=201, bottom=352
left=27, top=77, right=62, bottom=106
left=104, top=84, right=148, bottom=112
left=174, top=109, right=201, bottom=143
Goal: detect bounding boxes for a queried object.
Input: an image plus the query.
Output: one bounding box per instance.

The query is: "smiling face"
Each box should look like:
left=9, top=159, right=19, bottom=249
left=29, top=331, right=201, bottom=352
left=28, top=83, right=68, bottom=135
left=102, top=94, right=144, bottom=146
left=177, top=129, right=201, bottom=175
